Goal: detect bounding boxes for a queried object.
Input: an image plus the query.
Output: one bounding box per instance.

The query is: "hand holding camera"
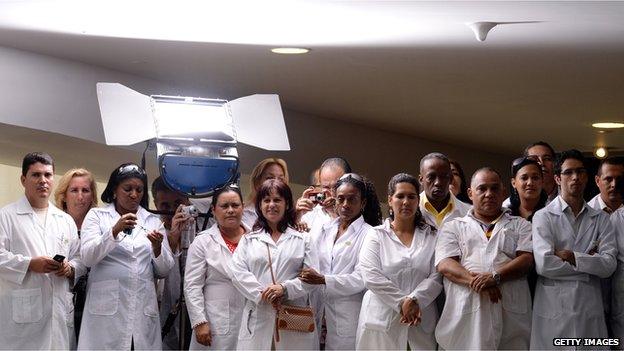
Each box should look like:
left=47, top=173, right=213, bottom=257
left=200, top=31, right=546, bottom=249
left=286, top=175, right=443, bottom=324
left=169, top=205, right=197, bottom=252
left=112, top=213, right=138, bottom=238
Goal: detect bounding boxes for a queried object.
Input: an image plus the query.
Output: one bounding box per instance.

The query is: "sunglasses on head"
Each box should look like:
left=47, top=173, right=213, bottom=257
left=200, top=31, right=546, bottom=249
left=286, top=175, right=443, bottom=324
left=339, top=173, right=364, bottom=184
left=118, top=164, right=146, bottom=177
left=511, top=157, right=541, bottom=175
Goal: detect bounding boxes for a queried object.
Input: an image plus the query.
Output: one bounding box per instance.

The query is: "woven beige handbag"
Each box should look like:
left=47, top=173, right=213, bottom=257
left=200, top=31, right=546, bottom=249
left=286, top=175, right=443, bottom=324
left=266, top=243, right=315, bottom=342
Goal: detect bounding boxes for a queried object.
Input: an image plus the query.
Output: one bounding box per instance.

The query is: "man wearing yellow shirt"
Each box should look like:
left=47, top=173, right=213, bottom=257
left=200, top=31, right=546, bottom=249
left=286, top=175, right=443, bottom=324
left=419, top=152, right=471, bottom=230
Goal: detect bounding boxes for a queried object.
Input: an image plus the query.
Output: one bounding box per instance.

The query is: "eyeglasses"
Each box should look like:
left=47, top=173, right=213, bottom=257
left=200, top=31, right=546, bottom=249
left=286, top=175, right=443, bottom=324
left=118, top=164, right=146, bottom=177
left=560, top=167, right=587, bottom=176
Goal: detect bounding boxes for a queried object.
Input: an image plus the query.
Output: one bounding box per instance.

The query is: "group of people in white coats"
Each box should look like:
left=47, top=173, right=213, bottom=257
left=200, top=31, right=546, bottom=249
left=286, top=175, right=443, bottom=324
left=1, top=145, right=624, bottom=351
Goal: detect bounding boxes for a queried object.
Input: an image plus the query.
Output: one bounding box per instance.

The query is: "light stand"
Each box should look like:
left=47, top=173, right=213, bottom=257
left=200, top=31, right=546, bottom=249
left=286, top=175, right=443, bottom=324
left=177, top=215, right=197, bottom=350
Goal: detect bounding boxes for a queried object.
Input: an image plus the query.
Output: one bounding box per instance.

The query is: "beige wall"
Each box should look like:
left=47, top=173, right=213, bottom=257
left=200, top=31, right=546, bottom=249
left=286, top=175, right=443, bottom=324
left=0, top=46, right=513, bottom=210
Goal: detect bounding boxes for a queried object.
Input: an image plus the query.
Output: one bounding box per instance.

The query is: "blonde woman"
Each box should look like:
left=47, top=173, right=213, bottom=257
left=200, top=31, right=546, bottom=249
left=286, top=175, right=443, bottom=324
left=54, top=168, right=98, bottom=342
left=242, top=158, right=289, bottom=228
left=54, top=168, right=98, bottom=231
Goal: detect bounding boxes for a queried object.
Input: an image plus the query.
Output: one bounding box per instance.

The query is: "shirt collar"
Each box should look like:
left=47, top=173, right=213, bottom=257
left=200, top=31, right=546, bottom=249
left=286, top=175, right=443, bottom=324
left=558, top=196, right=589, bottom=218
left=420, top=192, right=454, bottom=226
left=597, top=194, right=623, bottom=213
left=16, top=195, right=62, bottom=216
left=467, top=209, right=506, bottom=230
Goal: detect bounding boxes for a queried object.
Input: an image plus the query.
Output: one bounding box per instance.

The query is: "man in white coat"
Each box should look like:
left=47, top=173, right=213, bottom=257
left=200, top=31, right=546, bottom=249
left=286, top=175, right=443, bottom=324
left=611, top=199, right=624, bottom=341
left=0, top=152, right=85, bottom=349
left=436, top=167, right=534, bottom=350
left=419, top=152, right=471, bottom=230
left=152, top=176, right=194, bottom=350
left=588, top=157, right=624, bottom=214
left=587, top=157, right=623, bottom=338
left=531, top=149, right=617, bottom=349
left=296, top=157, right=352, bottom=232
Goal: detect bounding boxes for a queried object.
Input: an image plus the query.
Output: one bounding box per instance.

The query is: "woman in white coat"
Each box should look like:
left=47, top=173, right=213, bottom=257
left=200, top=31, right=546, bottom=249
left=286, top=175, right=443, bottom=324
left=78, top=163, right=174, bottom=350
left=185, top=185, right=250, bottom=350
left=299, top=173, right=382, bottom=350
left=230, top=179, right=319, bottom=350
left=356, top=173, right=443, bottom=350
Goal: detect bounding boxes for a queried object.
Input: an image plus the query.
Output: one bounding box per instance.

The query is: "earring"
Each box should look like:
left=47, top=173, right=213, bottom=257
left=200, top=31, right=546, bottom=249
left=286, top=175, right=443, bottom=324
left=389, top=209, right=394, bottom=217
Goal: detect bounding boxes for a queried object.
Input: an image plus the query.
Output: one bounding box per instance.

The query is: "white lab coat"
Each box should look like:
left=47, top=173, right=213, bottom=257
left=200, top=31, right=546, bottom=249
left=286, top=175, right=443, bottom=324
left=356, top=219, right=442, bottom=350
left=0, top=196, right=85, bottom=350
left=434, top=212, right=533, bottom=350
left=314, top=215, right=370, bottom=350
left=241, top=205, right=258, bottom=229
left=419, top=192, right=471, bottom=230
left=229, top=227, right=319, bottom=350
left=159, top=241, right=182, bottom=350
left=160, top=222, right=212, bottom=349
left=78, top=204, right=174, bottom=350
left=531, top=197, right=617, bottom=349
left=184, top=223, right=250, bottom=350
left=588, top=193, right=619, bottom=325
left=301, top=205, right=333, bottom=235
left=611, top=208, right=624, bottom=340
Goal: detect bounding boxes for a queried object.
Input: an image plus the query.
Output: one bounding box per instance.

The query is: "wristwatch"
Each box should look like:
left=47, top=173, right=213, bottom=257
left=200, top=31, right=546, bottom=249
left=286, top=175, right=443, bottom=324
left=492, top=271, right=501, bottom=286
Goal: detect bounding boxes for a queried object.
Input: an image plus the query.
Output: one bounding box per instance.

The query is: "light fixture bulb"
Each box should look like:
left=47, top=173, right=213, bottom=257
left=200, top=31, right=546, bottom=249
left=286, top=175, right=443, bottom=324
left=595, top=147, right=608, bottom=159
left=270, top=47, right=310, bottom=54
left=467, top=22, right=497, bottom=42
left=592, top=122, right=624, bottom=129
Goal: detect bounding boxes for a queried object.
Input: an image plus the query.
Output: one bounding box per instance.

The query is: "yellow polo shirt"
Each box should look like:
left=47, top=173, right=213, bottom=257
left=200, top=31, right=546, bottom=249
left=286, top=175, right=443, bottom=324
left=421, top=195, right=454, bottom=227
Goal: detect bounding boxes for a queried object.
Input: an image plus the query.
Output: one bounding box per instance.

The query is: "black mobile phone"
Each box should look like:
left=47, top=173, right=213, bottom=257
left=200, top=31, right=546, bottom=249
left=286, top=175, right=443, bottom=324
left=53, top=254, right=65, bottom=263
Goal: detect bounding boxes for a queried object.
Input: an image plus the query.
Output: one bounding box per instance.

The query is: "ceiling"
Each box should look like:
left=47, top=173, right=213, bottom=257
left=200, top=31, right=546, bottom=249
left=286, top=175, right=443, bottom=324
left=0, top=0, right=623, bottom=156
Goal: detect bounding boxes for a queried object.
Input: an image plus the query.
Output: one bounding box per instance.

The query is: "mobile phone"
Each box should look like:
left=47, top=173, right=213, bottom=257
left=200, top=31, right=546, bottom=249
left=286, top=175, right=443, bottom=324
left=53, top=254, right=65, bottom=263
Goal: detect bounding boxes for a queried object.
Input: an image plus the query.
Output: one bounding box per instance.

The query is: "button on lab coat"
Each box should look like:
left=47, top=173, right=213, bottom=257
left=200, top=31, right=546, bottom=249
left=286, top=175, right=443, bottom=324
left=356, top=219, right=442, bottom=350
left=611, top=208, right=624, bottom=340
left=314, top=215, right=370, bottom=350
left=530, top=197, right=617, bottom=349
left=229, top=227, right=319, bottom=350
left=0, top=196, right=85, bottom=350
left=184, top=223, right=250, bottom=350
left=434, top=212, right=533, bottom=350
left=78, top=204, right=174, bottom=350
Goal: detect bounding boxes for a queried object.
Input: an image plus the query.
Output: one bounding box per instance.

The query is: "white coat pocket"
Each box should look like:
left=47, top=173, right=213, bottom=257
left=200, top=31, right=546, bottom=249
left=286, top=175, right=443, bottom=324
left=12, top=288, right=43, bottom=323
left=238, top=304, right=257, bottom=340
left=361, top=296, right=395, bottom=332
left=88, top=279, right=119, bottom=316
left=450, top=285, right=480, bottom=316
left=502, top=280, right=528, bottom=314
left=143, top=282, right=159, bottom=318
left=334, top=299, right=361, bottom=337
left=206, top=299, right=230, bottom=335
left=534, top=285, right=562, bottom=319
left=500, top=231, right=518, bottom=258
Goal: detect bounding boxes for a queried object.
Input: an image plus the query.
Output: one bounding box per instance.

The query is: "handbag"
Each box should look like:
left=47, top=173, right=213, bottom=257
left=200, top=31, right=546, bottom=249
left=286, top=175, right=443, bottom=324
left=265, top=243, right=315, bottom=342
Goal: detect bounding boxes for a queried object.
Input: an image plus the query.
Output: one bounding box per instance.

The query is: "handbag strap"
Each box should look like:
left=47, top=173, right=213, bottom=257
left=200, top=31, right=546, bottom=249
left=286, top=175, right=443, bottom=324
left=265, top=242, right=281, bottom=343
left=265, top=243, right=277, bottom=285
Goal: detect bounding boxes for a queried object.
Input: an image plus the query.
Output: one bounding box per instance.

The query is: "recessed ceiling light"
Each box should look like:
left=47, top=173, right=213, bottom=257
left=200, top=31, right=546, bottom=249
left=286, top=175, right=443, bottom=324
left=271, top=47, right=310, bottom=55
left=592, top=122, right=624, bottom=129
left=595, top=147, right=608, bottom=159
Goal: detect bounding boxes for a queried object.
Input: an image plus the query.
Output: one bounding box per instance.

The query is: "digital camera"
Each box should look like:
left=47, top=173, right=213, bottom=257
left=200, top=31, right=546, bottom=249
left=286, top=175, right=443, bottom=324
left=181, top=205, right=199, bottom=218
